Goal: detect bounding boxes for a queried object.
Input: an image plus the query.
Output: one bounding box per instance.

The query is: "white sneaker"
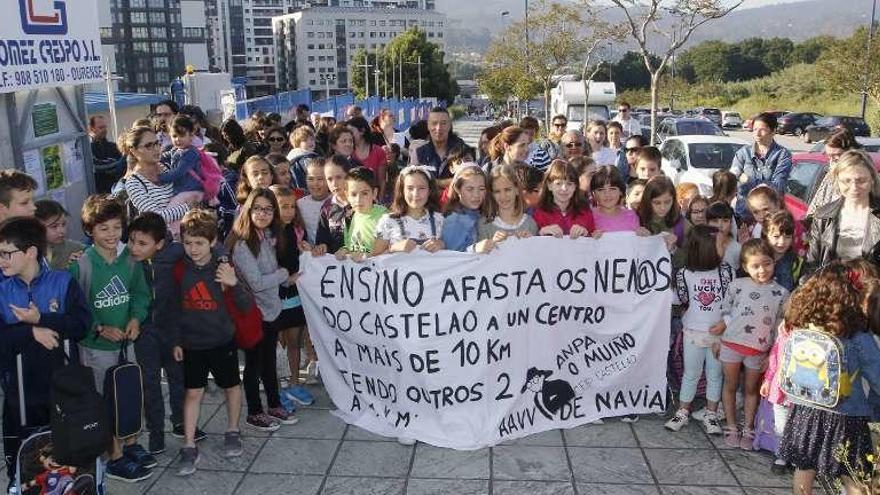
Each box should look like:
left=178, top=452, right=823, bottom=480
left=396, top=436, right=416, bottom=446
left=305, top=361, right=320, bottom=385
left=664, top=408, right=690, bottom=432
left=702, top=410, right=723, bottom=435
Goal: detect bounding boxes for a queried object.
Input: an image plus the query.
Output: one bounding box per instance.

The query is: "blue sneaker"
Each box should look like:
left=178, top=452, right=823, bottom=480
left=123, top=443, right=158, bottom=469
left=283, top=385, right=315, bottom=406
left=106, top=456, right=153, bottom=483
left=279, top=391, right=297, bottom=413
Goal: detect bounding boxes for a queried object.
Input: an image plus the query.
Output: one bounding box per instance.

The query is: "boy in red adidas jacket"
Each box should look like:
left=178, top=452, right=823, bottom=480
left=169, top=209, right=251, bottom=476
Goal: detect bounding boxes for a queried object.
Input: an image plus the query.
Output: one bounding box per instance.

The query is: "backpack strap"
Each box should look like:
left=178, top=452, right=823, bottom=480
left=395, top=216, right=406, bottom=240
left=75, top=254, right=92, bottom=298
left=428, top=211, right=437, bottom=237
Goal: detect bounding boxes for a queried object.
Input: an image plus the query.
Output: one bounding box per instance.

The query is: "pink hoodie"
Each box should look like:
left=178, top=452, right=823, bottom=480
left=762, top=322, right=791, bottom=406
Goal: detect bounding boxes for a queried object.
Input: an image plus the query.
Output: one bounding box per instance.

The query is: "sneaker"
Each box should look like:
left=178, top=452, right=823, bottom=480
left=702, top=411, right=722, bottom=436
left=664, top=408, right=690, bottom=432
left=171, top=424, right=208, bottom=442
left=620, top=414, right=639, bottom=423
left=176, top=447, right=199, bottom=477
left=740, top=427, right=756, bottom=451
left=279, top=392, right=297, bottom=414
left=267, top=407, right=300, bottom=426
left=283, top=385, right=315, bottom=406
left=305, top=361, right=320, bottom=385
left=246, top=413, right=281, bottom=431
left=396, top=436, right=416, bottom=446
left=106, top=456, right=153, bottom=483
left=723, top=426, right=740, bottom=448
left=224, top=431, right=243, bottom=458
left=148, top=432, right=166, bottom=455
left=771, top=458, right=788, bottom=475
left=123, top=444, right=157, bottom=470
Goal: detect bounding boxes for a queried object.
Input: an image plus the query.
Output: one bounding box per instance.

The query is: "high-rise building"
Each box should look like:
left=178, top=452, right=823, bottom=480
left=98, top=0, right=211, bottom=94
left=273, top=6, right=445, bottom=96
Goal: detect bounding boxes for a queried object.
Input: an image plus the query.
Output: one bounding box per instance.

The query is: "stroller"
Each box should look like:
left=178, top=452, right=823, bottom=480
left=12, top=350, right=106, bottom=495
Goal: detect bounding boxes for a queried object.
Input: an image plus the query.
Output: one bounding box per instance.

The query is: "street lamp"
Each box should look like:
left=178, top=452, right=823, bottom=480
left=406, top=56, right=423, bottom=100
left=319, top=72, right=336, bottom=100
left=356, top=59, right=372, bottom=99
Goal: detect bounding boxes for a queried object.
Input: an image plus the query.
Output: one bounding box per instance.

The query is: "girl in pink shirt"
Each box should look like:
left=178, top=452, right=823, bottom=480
left=589, top=166, right=650, bottom=237
left=533, top=159, right=594, bottom=238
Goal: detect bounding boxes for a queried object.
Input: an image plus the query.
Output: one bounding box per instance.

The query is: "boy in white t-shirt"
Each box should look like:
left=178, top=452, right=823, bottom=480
left=296, top=158, right=330, bottom=244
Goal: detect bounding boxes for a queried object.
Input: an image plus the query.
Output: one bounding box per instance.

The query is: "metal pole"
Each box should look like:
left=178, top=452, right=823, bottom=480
left=524, top=0, right=530, bottom=115
left=104, top=61, right=119, bottom=141
left=391, top=55, right=396, bottom=99
left=417, top=55, right=422, bottom=100
left=399, top=54, right=403, bottom=98
left=861, top=0, right=877, bottom=120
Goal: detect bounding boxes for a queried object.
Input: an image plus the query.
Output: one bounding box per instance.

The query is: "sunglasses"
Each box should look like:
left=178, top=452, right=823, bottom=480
left=625, top=147, right=640, bottom=153
left=267, top=136, right=286, bottom=143
left=552, top=122, right=566, bottom=128
left=564, top=142, right=583, bottom=148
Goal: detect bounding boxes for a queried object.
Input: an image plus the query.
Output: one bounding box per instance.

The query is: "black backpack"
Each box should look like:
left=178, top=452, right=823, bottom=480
left=50, top=358, right=111, bottom=466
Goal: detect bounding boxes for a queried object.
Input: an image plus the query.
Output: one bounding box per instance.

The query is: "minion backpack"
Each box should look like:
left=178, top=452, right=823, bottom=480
left=780, top=327, right=856, bottom=409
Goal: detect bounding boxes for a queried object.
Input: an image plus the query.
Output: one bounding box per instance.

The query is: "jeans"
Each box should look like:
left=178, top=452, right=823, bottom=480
left=135, top=324, right=185, bottom=432
left=680, top=336, right=723, bottom=404
left=244, top=321, right=281, bottom=416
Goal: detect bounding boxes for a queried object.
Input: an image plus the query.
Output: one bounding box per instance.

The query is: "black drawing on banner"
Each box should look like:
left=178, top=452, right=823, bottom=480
left=521, top=367, right=575, bottom=420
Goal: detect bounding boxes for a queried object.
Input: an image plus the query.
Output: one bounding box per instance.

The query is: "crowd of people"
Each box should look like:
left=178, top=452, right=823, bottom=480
left=0, top=100, right=878, bottom=494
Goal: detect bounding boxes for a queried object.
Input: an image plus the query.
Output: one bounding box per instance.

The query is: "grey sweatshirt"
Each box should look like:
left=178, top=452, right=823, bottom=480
left=232, top=235, right=288, bottom=322
left=721, top=277, right=788, bottom=353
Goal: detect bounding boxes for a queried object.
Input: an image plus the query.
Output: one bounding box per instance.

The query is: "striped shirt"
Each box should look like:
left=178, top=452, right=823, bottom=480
left=124, top=172, right=190, bottom=222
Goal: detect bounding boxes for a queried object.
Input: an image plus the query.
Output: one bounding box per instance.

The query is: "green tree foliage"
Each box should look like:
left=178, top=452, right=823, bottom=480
left=610, top=51, right=656, bottom=91
left=818, top=26, right=880, bottom=108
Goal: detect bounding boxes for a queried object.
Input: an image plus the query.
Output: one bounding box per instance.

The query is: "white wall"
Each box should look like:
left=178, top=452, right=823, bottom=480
left=180, top=0, right=207, bottom=27
left=184, top=44, right=211, bottom=71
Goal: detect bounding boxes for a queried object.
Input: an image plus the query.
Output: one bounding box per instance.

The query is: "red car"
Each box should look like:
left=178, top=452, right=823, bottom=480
left=784, top=152, right=880, bottom=221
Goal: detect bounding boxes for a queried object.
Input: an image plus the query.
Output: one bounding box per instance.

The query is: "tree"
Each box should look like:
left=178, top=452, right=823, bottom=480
left=817, top=26, right=880, bottom=116
left=609, top=0, right=743, bottom=144
left=611, top=51, right=657, bottom=90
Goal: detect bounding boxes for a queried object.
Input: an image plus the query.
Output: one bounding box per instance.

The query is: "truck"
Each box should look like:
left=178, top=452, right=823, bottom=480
left=549, top=80, right=617, bottom=132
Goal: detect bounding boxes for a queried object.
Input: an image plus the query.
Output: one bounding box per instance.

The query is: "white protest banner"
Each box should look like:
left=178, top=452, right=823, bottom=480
left=0, top=0, right=103, bottom=93
left=298, top=233, right=673, bottom=450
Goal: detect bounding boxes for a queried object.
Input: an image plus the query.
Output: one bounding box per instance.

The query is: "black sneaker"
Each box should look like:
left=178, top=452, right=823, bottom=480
left=148, top=432, right=166, bottom=455
left=106, top=456, right=153, bottom=483
left=123, top=443, right=158, bottom=470
left=171, top=424, right=208, bottom=442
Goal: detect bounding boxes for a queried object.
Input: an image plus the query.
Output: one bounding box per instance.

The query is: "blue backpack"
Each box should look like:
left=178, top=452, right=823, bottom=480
left=780, top=328, right=848, bottom=409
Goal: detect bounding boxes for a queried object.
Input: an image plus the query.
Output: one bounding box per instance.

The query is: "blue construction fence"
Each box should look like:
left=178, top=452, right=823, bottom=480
left=234, top=89, right=439, bottom=129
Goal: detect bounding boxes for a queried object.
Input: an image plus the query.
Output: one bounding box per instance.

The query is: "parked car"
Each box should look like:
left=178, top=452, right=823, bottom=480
left=660, top=135, right=750, bottom=196
left=784, top=151, right=880, bottom=221
left=721, top=111, right=743, bottom=128
left=698, top=107, right=723, bottom=125
left=655, top=118, right=726, bottom=142
left=808, top=137, right=880, bottom=153
left=777, top=112, right=823, bottom=136
left=744, top=110, right=789, bottom=130
left=804, top=116, right=871, bottom=143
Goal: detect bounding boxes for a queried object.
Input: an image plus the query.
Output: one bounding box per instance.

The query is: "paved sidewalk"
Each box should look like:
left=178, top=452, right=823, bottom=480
left=101, top=384, right=793, bottom=495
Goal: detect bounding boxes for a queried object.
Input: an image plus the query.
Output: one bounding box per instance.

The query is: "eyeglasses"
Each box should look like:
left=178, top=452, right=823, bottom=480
left=840, top=177, right=871, bottom=186
left=625, top=147, right=640, bottom=154
left=564, top=142, right=583, bottom=148
left=0, top=249, right=22, bottom=260
left=139, top=140, right=161, bottom=150
left=252, top=206, right=275, bottom=216
left=267, top=136, right=286, bottom=143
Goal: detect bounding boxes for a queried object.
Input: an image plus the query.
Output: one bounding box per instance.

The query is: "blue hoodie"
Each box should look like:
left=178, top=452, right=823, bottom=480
left=441, top=209, right=481, bottom=252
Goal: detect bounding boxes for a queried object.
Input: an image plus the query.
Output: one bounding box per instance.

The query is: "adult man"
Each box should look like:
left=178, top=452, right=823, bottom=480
left=543, top=114, right=567, bottom=159
left=559, top=130, right=587, bottom=159
left=617, top=135, right=648, bottom=183
left=612, top=101, right=642, bottom=140
left=152, top=100, right=178, bottom=148
left=415, top=107, right=464, bottom=187
left=89, top=115, right=124, bottom=193
left=519, top=117, right=553, bottom=170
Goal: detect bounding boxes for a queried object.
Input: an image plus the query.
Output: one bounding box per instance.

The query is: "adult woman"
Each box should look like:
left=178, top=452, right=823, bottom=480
left=314, top=116, right=337, bottom=156
left=585, top=120, right=617, bottom=167
left=262, top=126, right=289, bottom=158
left=805, top=150, right=880, bottom=276
left=729, top=112, right=792, bottom=217
left=118, top=126, right=191, bottom=224
left=477, top=125, right=503, bottom=167
left=328, top=123, right=355, bottom=159
left=806, top=129, right=862, bottom=217
left=348, top=117, right=388, bottom=198
left=221, top=119, right=257, bottom=173
left=487, top=126, right=530, bottom=172
left=370, top=108, right=403, bottom=148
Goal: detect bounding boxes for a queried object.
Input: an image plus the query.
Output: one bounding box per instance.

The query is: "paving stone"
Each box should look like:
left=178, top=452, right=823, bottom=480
left=632, top=417, right=714, bottom=449
left=405, top=478, right=489, bottom=495
left=236, top=473, right=324, bottom=495
left=660, top=487, right=745, bottom=495
left=563, top=421, right=638, bottom=447
left=321, top=476, right=406, bottom=495
left=498, top=429, right=564, bottom=447
left=344, top=425, right=395, bottom=442
left=330, top=441, right=413, bottom=478
left=108, top=470, right=160, bottom=495
left=410, top=444, right=489, bottom=479
left=492, top=480, right=575, bottom=495
left=568, top=447, right=654, bottom=484
left=169, top=434, right=266, bottom=472
left=645, top=449, right=738, bottom=486
left=741, top=489, right=790, bottom=495
left=491, top=446, right=571, bottom=481
left=146, top=468, right=243, bottom=495
left=576, top=484, right=660, bottom=494
left=720, top=449, right=792, bottom=488
left=249, top=438, right=338, bottom=474
left=271, top=408, right=347, bottom=439
left=202, top=406, right=272, bottom=437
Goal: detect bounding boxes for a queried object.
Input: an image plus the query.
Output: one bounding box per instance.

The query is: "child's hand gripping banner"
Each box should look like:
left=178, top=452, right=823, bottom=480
left=298, top=233, right=673, bottom=450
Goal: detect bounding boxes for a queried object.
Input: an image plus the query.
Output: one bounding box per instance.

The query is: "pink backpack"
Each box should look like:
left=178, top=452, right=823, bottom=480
left=190, top=149, right=223, bottom=201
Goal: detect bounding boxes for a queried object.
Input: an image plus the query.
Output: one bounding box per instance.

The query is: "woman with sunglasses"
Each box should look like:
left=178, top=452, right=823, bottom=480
left=806, top=129, right=862, bottom=218
left=262, top=126, right=289, bottom=158
left=559, top=130, right=588, bottom=160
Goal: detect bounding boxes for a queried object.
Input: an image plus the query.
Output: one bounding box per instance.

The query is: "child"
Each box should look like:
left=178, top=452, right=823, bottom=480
left=570, top=156, right=597, bottom=196
left=718, top=239, right=788, bottom=450
left=514, top=163, right=542, bottom=214
left=626, top=178, right=647, bottom=211
left=709, top=170, right=738, bottom=207
left=762, top=210, right=802, bottom=291
left=313, top=155, right=352, bottom=255
left=0, top=169, right=37, bottom=221
left=476, top=164, right=538, bottom=251
left=685, top=195, right=708, bottom=228
left=236, top=155, right=276, bottom=205
left=738, top=185, right=779, bottom=242
left=589, top=166, right=645, bottom=236
left=0, top=217, right=89, bottom=487
left=665, top=225, right=733, bottom=434
left=70, top=195, right=154, bottom=482
left=267, top=185, right=316, bottom=408
left=533, top=159, right=594, bottom=239
left=34, top=200, right=84, bottom=270
left=159, top=116, right=205, bottom=205
left=267, top=154, right=292, bottom=189
left=676, top=182, right=699, bottom=213
left=777, top=263, right=880, bottom=493
left=297, top=157, right=330, bottom=245
left=127, top=212, right=206, bottom=455
left=637, top=176, right=684, bottom=252
left=706, top=202, right=742, bottom=270
left=372, top=166, right=446, bottom=256
left=226, top=189, right=297, bottom=430
left=335, top=167, right=387, bottom=259
left=171, top=210, right=248, bottom=476
left=634, top=147, right=662, bottom=181
left=441, top=165, right=489, bottom=252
